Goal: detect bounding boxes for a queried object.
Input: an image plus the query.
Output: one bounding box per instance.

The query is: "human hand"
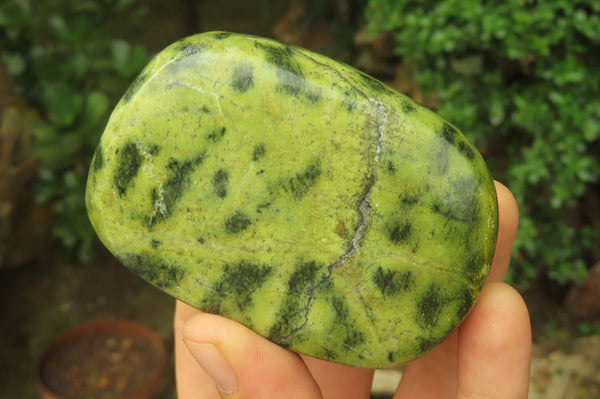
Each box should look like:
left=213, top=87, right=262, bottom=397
left=174, top=181, right=531, bottom=399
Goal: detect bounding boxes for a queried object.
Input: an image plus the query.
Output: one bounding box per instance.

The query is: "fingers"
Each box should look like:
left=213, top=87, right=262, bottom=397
left=300, top=355, right=374, bottom=399
left=488, top=181, right=519, bottom=281
left=175, top=301, right=225, bottom=399
left=175, top=301, right=323, bottom=399
left=392, top=331, right=459, bottom=399
left=457, top=282, right=531, bottom=399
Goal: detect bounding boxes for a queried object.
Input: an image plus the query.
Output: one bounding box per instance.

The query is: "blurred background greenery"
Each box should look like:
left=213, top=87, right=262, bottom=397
left=1, top=0, right=599, bottom=397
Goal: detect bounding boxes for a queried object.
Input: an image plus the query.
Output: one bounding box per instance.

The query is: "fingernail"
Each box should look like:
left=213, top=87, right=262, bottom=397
left=183, top=340, right=238, bottom=395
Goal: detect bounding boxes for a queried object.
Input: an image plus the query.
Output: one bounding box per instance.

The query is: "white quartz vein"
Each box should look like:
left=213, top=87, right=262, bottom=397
left=332, top=98, right=387, bottom=268
left=161, top=78, right=228, bottom=121
left=285, top=98, right=388, bottom=339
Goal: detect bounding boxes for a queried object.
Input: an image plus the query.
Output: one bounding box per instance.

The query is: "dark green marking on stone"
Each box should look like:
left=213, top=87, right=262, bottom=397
left=287, top=160, right=321, bottom=199
left=122, top=72, right=148, bottom=104
left=146, top=143, right=161, bottom=156
left=207, top=127, right=227, bottom=143
left=401, top=100, right=416, bottom=113
left=256, top=41, right=305, bottom=97
left=372, top=266, right=414, bottom=296
left=458, top=140, right=475, bottom=160
left=435, top=176, right=479, bottom=225
left=224, top=210, right=252, bottom=234
left=441, top=122, right=459, bottom=145
left=231, top=64, right=254, bottom=92
left=305, top=87, right=322, bottom=104
left=173, top=36, right=189, bottom=45
left=321, top=348, right=337, bottom=361
left=113, top=142, right=142, bottom=196
left=344, top=328, right=366, bottom=349
left=331, top=296, right=365, bottom=348
left=417, top=336, right=439, bottom=354
left=212, top=168, right=229, bottom=198
left=289, top=261, right=321, bottom=294
left=252, top=143, right=266, bottom=161
left=256, top=201, right=272, bottom=213
left=342, top=89, right=358, bottom=111
left=388, top=220, right=412, bottom=245
left=432, top=201, right=455, bottom=221
left=202, top=300, right=219, bottom=316
left=149, top=188, right=160, bottom=215
left=175, top=41, right=206, bottom=57
left=91, top=145, right=104, bottom=173
left=167, top=43, right=207, bottom=74
left=294, top=48, right=371, bottom=103
left=465, top=251, right=485, bottom=275
left=268, top=304, right=296, bottom=347
left=269, top=260, right=323, bottom=345
left=118, top=251, right=184, bottom=289
left=385, top=160, right=396, bottom=175
left=214, top=32, right=232, bottom=40
left=373, top=266, right=395, bottom=295
left=416, top=284, right=443, bottom=329
left=331, top=296, right=349, bottom=319
left=204, top=261, right=273, bottom=314
left=400, top=193, right=419, bottom=206
left=463, top=251, right=487, bottom=289
left=356, top=71, right=395, bottom=95
left=171, top=36, right=207, bottom=60
left=173, top=37, right=207, bottom=59
left=149, top=153, right=205, bottom=227
left=458, top=287, right=475, bottom=319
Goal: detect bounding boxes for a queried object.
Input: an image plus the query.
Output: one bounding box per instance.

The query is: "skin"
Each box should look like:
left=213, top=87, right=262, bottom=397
left=174, top=181, right=531, bottom=399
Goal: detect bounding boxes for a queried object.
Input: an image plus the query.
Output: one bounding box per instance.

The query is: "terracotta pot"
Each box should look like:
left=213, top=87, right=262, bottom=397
left=36, top=319, right=167, bottom=399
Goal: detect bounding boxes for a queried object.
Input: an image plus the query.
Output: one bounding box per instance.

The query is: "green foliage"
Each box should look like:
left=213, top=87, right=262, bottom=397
left=366, top=0, right=600, bottom=285
left=0, top=0, right=149, bottom=260
left=578, top=321, right=600, bottom=336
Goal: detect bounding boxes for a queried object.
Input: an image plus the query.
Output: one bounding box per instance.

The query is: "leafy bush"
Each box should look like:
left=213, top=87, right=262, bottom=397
left=366, top=0, right=600, bottom=285
left=0, top=0, right=149, bottom=260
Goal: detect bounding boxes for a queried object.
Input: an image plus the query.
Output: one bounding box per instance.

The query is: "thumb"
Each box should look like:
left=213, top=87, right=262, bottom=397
left=181, top=311, right=323, bottom=399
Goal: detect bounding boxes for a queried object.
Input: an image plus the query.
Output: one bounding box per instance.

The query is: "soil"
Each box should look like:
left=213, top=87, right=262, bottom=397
left=40, top=331, right=161, bottom=399
left=0, top=250, right=177, bottom=399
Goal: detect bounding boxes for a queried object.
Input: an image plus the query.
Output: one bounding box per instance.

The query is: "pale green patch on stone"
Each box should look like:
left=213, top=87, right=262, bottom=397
left=86, top=31, right=498, bottom=368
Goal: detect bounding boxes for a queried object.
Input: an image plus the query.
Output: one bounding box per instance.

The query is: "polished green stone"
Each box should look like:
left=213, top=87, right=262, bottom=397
left=86, top=31, right=498, bottom=368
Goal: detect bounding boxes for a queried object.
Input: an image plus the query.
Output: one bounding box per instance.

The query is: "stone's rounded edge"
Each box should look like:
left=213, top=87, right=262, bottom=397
left=363, top=94, right=498, bottom=365
left=85, top=31, right=499, bottom=369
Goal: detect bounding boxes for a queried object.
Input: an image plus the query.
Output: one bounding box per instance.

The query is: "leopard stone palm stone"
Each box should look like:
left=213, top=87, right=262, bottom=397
left=86, top=31, right=498, bottom=368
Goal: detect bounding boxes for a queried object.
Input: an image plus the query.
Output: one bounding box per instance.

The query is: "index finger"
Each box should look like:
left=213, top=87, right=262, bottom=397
left=175, top=301, right=223, bottom=399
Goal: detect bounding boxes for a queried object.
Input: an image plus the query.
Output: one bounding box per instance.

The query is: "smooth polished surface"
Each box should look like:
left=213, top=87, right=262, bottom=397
left=86, top=31, right=498, bottom=368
